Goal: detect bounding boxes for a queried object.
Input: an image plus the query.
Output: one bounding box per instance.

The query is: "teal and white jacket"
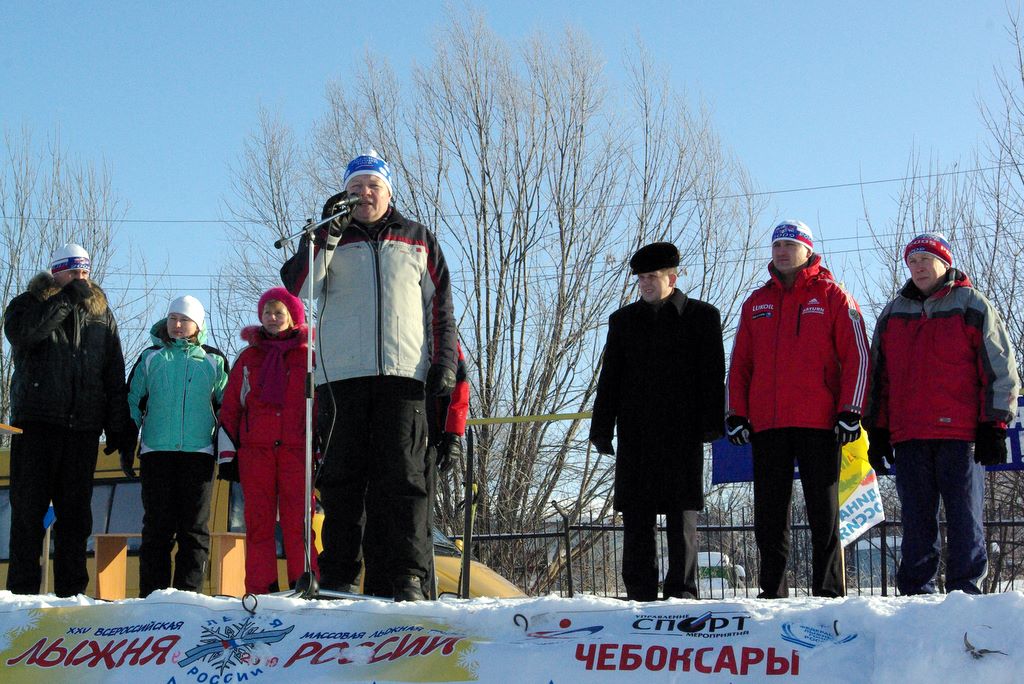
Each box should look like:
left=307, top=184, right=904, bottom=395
left=127, top=320, right=229, bottom=455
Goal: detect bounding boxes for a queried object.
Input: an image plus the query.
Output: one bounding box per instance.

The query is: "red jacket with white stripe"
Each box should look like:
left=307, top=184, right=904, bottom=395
left=728, top=255, right=870, bottom=432
left=865, top=269, right=1020, bottom=443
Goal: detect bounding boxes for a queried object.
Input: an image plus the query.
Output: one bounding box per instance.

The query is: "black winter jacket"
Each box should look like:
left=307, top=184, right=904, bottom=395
left=4, top=272, right=131, bottom=436
left=590, top=290, right=725, bottom=512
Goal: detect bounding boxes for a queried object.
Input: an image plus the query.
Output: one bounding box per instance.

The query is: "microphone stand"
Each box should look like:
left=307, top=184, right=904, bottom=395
left=274, top=208, right=349, bottom=600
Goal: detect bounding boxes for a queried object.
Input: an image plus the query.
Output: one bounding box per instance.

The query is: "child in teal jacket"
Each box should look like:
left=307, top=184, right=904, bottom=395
left=127, top=295, right=229, bottom=596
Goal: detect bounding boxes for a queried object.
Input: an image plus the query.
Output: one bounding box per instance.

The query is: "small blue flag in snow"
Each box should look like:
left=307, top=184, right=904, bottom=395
left=43, top=505, right=55, bottom=529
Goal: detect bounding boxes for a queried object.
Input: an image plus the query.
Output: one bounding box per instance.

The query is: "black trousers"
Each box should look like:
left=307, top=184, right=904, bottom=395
left=621, top=509, right=699, bottom=601
left=139, top=451, right=215, bottom=596
left=362, top=446, right=438, bottom=598
left=7, top=425, right=99, bottom=597
left=752, top=428, right=845, bottom=598
left=317, top=377, right=431, bottom=588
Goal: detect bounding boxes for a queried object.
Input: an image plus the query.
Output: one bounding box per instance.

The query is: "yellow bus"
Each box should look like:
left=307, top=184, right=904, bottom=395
left=0, top=445, right=524, bottom=600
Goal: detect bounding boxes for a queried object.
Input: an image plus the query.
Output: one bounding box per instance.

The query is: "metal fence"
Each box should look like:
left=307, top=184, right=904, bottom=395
left=462, top=512, right=1024, bottom=598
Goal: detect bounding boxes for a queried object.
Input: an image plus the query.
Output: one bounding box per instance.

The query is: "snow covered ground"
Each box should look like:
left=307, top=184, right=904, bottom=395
left=0, top=589, right=1021, bottom=683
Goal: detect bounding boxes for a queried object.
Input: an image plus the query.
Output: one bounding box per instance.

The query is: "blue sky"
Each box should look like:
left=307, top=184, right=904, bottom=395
left=0, top=1, right=1014, bottom=305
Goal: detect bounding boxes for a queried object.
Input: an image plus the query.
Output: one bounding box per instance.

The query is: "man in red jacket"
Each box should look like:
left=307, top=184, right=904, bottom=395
left=726, top=220, right=869, bottom=598
left=865, top=233, right=1020, bottom=595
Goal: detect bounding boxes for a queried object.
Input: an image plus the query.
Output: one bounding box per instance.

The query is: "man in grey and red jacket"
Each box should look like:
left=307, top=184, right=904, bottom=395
left=865, top=232, right=1020, bottom=595
left=281, top=150, right=458, bottom=601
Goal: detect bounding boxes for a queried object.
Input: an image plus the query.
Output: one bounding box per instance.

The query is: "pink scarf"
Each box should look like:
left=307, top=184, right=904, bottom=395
left=257, top=329, right=302, bottom=406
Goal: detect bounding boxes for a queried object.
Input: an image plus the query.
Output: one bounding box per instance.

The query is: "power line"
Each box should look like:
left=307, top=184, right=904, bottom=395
left=4, top=216, right=1019, bottom=286
left=0, top=163, right=1008, bottom=226
left=4, top=219, right=1019, bottom=286
left=5, top=186, right=1021, bottom=315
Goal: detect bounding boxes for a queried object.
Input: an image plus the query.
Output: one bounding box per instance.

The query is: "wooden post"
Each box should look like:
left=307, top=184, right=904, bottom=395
left=93, top=534, right=137, bottom=600
left=41, top=523, right=51, bottom=594
left=210, top=532, right=247, bottom=597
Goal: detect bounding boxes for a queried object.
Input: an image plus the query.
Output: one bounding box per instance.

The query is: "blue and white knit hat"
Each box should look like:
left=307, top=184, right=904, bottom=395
left=50, top=243, right=91, bottom=274
left=771, top=220, right=814, bottom=252
left=343, top=149, right=393, bottom=195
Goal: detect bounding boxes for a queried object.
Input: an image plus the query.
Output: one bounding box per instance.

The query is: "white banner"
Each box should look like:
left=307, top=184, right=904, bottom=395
left=0, top=596, right=869, bottom=682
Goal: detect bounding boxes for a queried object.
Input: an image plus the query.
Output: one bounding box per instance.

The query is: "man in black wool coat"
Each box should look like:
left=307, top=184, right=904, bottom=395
left=590, top=242, right=725, bottom=600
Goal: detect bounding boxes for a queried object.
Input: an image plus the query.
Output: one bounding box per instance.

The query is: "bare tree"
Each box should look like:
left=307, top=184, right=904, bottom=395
left=980, top=11, right=1024, bottom=366
left=0, top=127, right=140, bottom=440
left=216, top=108, right=319, bottom=359
left=852, top=151, right=980, bottom=319
left=975, top=9, right=1024, bottom=589
left=223, top=9, right=766, bottom=589
left=846, top=7, right=1024, bottom=592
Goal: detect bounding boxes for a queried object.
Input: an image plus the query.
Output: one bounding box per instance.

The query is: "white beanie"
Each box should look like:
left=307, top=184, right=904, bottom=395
left=167, top=295, right=206, bottom=331
left=50, top=243, right=91, bottom=274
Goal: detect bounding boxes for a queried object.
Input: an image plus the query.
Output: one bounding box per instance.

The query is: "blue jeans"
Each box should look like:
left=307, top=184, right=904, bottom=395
left=894, top=440, right=986, bottom=594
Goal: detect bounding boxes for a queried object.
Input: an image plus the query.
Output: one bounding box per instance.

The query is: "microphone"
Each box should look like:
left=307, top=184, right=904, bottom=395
left=328, top=194, right=362, bottom=213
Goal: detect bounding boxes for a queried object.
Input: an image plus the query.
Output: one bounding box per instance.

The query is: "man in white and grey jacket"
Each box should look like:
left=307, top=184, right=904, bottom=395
left=281, top=150, right=458, bottom=601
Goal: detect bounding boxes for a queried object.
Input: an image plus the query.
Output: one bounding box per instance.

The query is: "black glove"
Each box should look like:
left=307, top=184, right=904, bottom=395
left=105, top=431, right=138, bottom=478
left=327, top=210, right=352, bottom=238
left=425, top=363, right=456, bottom=397
left=590, top=436, right=615, bottom=455
left=724, top=415, right=752, bottom=446
left=62, top=278, right=92, bottom=305
left=120, top=450, right=137, bottom=479
left=867, top=427, right=893, bottom=475
left=217, top=455, right=240, bottom=482
left=436, top=432, right=463, bottom=473
left=834, top=411, right=862, bottom=445
left=974, top=423, right=1008, bottom=466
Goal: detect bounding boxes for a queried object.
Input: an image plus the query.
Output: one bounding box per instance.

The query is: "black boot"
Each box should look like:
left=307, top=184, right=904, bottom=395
left=319, top=573, right=359, bottom=594
left=392, top=575, right=424, bottom=602
left=321, top=581, right=359, bottom=594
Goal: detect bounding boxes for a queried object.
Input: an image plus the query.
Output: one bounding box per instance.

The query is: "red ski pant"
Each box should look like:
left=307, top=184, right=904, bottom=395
left=238, top=445, right=318, bottom=593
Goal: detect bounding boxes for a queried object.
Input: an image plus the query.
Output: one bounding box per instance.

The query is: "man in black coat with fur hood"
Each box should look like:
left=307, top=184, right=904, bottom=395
left=590, top=242, right=725, bottom=600
left=4, top=243, right=134, bottom=596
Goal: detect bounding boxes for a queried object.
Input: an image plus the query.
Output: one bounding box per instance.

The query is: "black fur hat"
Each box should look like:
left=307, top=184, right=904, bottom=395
left=629, top=242, right=680, bottom=274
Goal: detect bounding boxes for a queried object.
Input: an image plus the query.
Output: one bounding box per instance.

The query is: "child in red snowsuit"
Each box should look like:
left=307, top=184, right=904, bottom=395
left=218, top=287, right=318, bottom=593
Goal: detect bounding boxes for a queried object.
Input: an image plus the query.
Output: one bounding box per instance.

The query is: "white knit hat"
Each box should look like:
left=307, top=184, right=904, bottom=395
left=50, top=243, right=91, bottom=274
left=167, top=295, right=206, bottom=330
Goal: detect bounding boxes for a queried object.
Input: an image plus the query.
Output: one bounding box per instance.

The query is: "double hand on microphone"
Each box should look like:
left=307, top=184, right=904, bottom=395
left=275, top=193, right=360, bottom=249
